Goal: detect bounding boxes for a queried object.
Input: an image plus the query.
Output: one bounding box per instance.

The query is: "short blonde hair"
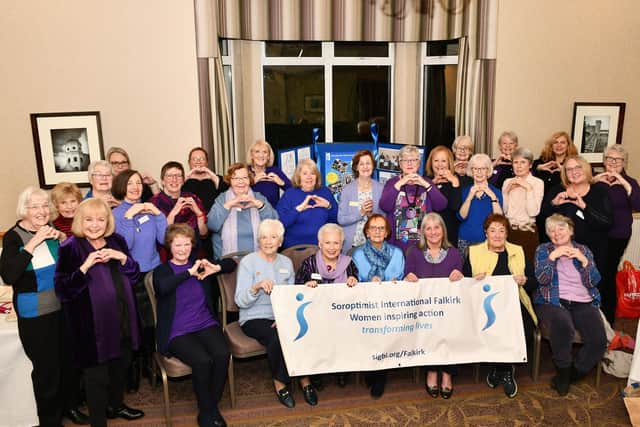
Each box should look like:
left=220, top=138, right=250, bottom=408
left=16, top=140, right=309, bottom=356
left=604, top=144, right=628, bottom=167
left=560, top=155, right=592, bottom=187
left=51, top=182, right=83, bottom=218
left=452, top=135, right=473, bottom=153
left=247, top=140, right=275, bottom=167
left=466, top=153, right=493, bottom=178
left=106, top=147, right=131, bottom=165
left=88, top=160, right=111, bottom=180
left=16, top=186, right=50, bottom=219
left=545, top=213, right=575, bottom=238
left=292, top=159, right=321, bottom=190
left=498, top=131, right=519, bottom=146
left=71, top=198, right=115, bottom=238
left=398, top=145, right=420, bottom=161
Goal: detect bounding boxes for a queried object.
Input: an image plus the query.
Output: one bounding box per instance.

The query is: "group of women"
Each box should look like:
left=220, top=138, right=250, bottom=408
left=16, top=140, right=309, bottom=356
left=1, top=131, right=637, bottom=426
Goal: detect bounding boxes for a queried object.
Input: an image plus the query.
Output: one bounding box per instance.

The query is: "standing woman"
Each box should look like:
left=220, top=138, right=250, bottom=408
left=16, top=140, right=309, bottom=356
left=247, top=139, right=292, bottom=208
left=0, top=187, right=87, bottom=426
left=208, top=163, right=277, bottom=258
left=153, top=224, right=234, bottom=427
left=404, top=213, right=463, bottom=399
left=592, top=145, right=640, bottom=322
left=183, top=147, right=228, bottom=213
left=112, top=169, right=168, bottom=390
left=338, top=150, right=384, bottom=253
left=452, top=135, right=474, bottom=176
left=107, top=147, right=160, bottom=202
left=51, top=182, right=83, bottom=237
left=276, top=159, right=338, bottom=249
left=489, top=131, right=518, bottom=188
left=501, top=147, right=544, bottom=262
left=457, top=154, right=503, bottom=254
left=55, top=198, right=144, bottom=426
left=86, top=160, right=120, bottom=208
left=379, top=145, right=446, bottom=254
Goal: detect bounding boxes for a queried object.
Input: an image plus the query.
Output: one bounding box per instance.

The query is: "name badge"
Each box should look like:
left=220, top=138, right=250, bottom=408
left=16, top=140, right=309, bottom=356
left=349, top=201, right=360, bottom=207
left=311, top=273, right=322, bottom=281
left=138, top=215, right=150, bottom=224
left=278, top=268, right=289, bottom=274
left=576, top=210, right=585, bottom=220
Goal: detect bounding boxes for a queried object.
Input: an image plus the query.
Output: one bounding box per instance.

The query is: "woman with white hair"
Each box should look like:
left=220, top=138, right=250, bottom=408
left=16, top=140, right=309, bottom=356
left=457, top=153, right=503, bottom=254
left=86, top=160, right=120, bottom=208
left=0, top=187, right=87, bottom=426
left=236, top=219, right=318, bottom=408
left=452, top=135, right=473, bottom=176
left=489, top=131, right=518, bottom=188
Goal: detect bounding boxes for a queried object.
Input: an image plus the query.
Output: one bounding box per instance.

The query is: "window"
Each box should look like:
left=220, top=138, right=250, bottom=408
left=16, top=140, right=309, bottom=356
left=263, top=42, right=393, bottom=153
left=421, top=40, right=459, bottom=151
left=220, top=39, right=236, bottom=153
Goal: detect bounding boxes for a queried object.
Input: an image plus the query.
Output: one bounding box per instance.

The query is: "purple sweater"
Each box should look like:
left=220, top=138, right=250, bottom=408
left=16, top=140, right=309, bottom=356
left=250, top=166, right=292, bottom=208
left=606, top=174, right=640, bottom=239
left=404, top=246, right=463, bottom=279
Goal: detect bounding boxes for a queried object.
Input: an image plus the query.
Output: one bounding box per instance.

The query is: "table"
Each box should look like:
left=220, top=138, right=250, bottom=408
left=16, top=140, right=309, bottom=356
left=0, top=313, right=38, bottom=427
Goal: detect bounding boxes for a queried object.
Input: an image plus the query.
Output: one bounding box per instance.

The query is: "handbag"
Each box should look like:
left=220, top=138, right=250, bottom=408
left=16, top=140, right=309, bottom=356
left=616, top=261, right=640, bottom=318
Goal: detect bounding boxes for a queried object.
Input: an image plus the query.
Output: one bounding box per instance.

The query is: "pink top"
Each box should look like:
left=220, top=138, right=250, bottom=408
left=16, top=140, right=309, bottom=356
left=557, top=257, right=592, bottom=303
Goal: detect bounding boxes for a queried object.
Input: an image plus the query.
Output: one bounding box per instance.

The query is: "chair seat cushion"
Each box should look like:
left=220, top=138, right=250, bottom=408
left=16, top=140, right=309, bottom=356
left=225, top=321, right=266, bottom=355
left=158, top=353, right=193, bottom=377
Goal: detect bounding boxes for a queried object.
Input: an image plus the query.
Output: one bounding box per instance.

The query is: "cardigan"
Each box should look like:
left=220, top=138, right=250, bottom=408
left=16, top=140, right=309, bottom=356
left=153, top=258, right=236, bottom=355
left=54, top=234, right=141, bottom=368
left=351, top=243, right=405, bottom=281
left=337, top=179, right=384, bottom=253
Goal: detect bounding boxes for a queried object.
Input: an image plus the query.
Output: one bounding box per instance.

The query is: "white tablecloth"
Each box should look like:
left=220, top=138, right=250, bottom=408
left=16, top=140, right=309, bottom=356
left=0, top=314, right=38, bottom=427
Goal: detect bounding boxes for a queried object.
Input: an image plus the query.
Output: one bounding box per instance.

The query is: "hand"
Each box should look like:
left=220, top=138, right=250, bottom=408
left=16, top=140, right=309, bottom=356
left=266, top=172, right=285, bottom=187
left=470, top=183, right=487, bottom=199
left=141, top=172, right=157, bottom=187
left=252, top=279, right=275, bottom=295
left=309, top=195, right=331, bottom=209
left=360, top=199, right=374, bottom=216
left=565, top=188, right=586, bottom=209
left=79, top=250, right=105, bottom=274
left=370, top=275, right=382, bottom=283
left=99, top=248, right=128, bottom=264
left=513, top=274, right=527, bottom=286
left=473, top=272, right=487, bottom=281
left=449, top=269, right=463, bottom=281
left=124, top=203, right=146, bottom=219
left=346, top=276, right=358, bottom=287
left=404, top=272, right=419, bottom=282
left=454, top=160, right=468, bottom=175
left=296, top=195, right=315, bottom=212
left=25, top=225, right=60, bottom=251
left=195, top=259, right=222, bottom=280
left=538, top=161, right=560, bottom=173
left=304, top=280, right=318, bottom=288
left=565, top=247, right=589, bottom=267
left=102, top=194, right=120, bottom=208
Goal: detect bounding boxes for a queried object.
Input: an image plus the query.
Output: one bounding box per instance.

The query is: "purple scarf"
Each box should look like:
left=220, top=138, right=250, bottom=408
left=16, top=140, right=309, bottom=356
left=315, top=250, right=351, bottom=283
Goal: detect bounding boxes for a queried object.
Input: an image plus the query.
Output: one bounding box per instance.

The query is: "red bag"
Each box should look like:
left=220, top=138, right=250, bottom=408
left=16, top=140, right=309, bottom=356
left=616, top=261, right=640, bottom=318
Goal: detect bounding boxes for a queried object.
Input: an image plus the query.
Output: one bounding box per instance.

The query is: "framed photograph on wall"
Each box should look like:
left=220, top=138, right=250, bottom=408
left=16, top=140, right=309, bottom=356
left=30, top=111, right=104, bottom=188
left=571, top=102, right=625, bottom=164
left=304, top=95, right=324, bottom=113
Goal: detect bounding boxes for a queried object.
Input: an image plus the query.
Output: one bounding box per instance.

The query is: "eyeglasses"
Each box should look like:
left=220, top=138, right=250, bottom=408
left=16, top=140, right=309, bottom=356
left=368, top=226, right=386, bottom=232
left=400, top=158, right=419, bottom=164
left=110, top=161, right=129, bottom=167
left=605, top=156, right=624, bottom=163
left=190, top=156, right=206, bottom=162
left=164, top=174, right=184, bottom=180
left=91, top=173, right=111, bottom=179
left=565, top=165, right=583, bottom=173
left=27, top=204, right=50, bottom=211
left=455, top=147, right=470, bottom=152
left=231, top=176, right=250, bottom=181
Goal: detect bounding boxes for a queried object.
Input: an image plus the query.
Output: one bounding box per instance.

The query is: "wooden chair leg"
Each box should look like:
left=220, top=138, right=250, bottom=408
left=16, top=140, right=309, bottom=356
left=228, top=355, right=236, bottom=408
left=532, top=328, right=541, bottom=382
left=159, top=363, right=172, bottom=427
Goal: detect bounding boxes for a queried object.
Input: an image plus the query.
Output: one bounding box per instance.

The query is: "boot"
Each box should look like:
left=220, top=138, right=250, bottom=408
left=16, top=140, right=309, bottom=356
left=551, top=367, right=571, bottom=396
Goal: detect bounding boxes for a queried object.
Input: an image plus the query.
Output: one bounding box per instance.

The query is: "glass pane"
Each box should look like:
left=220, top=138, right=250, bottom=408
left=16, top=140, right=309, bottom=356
left=332, top=66, right=390, bottom=142
left=220, top=39, right=229, bottom=56
left=264, top=66, right=325, bottom=153
left=334, top=42, right=389, bottom=57
left=423, top=64, right=457, bottom=150
left=265, top=42, right=322, bottom=57
left=426, top=40, right=459, bottom=56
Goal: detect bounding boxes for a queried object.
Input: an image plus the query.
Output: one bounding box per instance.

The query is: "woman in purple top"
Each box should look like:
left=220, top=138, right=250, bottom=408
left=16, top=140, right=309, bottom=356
left=55, top=198, right=144, bottom=426
left=404, top=212, right=463, bottom=400
left=379, top=145, right=446, bottom=253
left=592, top=145, right=640, bottom=322
left=247, top=139, right=292, bottom=207
left=489, top=131, right=518, bottom=188
left=153, top=224, right=235, bottom=427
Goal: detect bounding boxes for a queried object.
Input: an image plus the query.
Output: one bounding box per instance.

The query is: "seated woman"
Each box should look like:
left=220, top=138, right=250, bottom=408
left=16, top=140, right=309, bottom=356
left=235, top=219, right=318, bottom=408
left=51, top=182, right=83, bottom=237
left=277, top=159, right=338, bottom=249
left=351, top=214, right=403, bottom=398
left=462, top=214, right=537, bottom=399
left=534, top=214, right=606, bottom=396
left=338, top=150, right=384, bottom=254
left=86, top=160, right=120, bottom=208
left=207, top=163, right=277, bottom=258
left=153, top=224, right=235, bottom=426
left=247, top=139, right=292, bottom=208
left=107, top=146, right=160, bottom=202
left=55, top=198, right=144, bottom=427
left=404, top=213, right=463, bottom=399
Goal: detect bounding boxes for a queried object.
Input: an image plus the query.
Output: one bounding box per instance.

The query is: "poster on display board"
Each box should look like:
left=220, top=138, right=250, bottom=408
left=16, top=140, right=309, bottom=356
left=314, top=142, right=377, bottom=202
left=277, top=145, right=314, bottom=179
left=376, top=142, right=426, bottom=184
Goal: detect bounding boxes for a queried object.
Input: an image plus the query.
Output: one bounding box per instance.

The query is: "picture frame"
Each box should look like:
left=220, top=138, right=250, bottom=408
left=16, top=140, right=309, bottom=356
left=30, top=111, right=104, bottom=188
left=304, top=95, right=324, bottom=113
left=571, top=102, right=625, bottom=164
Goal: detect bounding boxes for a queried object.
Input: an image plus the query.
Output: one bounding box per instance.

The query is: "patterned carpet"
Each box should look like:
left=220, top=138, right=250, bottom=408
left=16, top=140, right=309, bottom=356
left=94, top=355, right=631, bottom=427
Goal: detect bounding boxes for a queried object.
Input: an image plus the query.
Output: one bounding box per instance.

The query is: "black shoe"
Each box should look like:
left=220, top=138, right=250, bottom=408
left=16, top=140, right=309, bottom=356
left=212, top=416, right=227, bottom=427
left=486, top=367, right=500, bottom=389
left=106, top=404, right=145, bottom=420
left=64, top=408, right=90, bottom=425
left=426, top=384, right=440, bottom=398
left=276, top=387, right=295, bottom=408
left=440, top=387, right=453, bottom=399
left=337, top=373, right=347, bottom=388
left=370, top=381, right=385, bottom=399
left=310, top=375, right=324, bottom=391
left=551, top=366, right=572, bottom=396
left=501, top=366, right=518, bottom=398
left=302, top=384, right=318, bottom=406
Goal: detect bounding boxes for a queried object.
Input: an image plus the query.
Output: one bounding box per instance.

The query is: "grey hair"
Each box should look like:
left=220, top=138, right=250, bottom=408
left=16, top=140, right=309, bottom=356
left=466, top=153, right=493, bottom=178
left=498, top=131, right=519, bottom=145
left=512, top=147, right=534, bottom=164
left=604, top=144, right=628, bottom=166
left=16, top=186, right=50, bottom=219
left=545, top=213, right=575, bottom=238
left=398, top=145, right=420, bottom=160
left=317, top=223, right=344, bottom=243
left=452, top=135, right=473, bottom=151
left=87, top=160, right=111, bottom=180
left=418, top=212, right=452, bottom=250
left=258, top=219, right=285, bottom=242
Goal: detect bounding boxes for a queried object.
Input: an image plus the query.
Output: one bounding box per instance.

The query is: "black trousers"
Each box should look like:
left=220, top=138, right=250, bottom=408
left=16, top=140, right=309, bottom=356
left=83, top=341, right=131, bottom=427
left=242, top=319, right=291, bottom=384
left=600, top=236, right=630, bottom=323
left=17, top=310, right=81, bottom=427
left=168, top=326, right=229, bottom=425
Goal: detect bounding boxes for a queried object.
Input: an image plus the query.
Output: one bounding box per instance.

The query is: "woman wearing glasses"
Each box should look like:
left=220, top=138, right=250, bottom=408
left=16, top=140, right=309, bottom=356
left=379, top=145, right=446, bottom=253
left=592, top=146, right=640, bottom=322
left=86, top=160, right=120, bottom=208
left=106, top=147, right=160, bottom=202
left=457, top=154, right=503, bottom=254
left=207, top=163, right=277, bottom=258
left=452, top=136, right=474, bottom=176
left=540, top=155, right=613, bottom=318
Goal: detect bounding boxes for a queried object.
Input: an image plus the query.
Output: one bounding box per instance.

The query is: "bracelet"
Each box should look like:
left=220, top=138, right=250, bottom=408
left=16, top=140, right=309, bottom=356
left=258, top=203, right=265, bottom=210
left=491, top=199, right=498, bottom=203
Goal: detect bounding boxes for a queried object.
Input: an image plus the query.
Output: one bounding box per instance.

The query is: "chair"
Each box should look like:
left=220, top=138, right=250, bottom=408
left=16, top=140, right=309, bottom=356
left=143, top=272, right=193, bottom=427
left=532, top=322, right=602, bottom=386
left=218, top=252, right=267, bottom=408
left=281, top=244, right=318, bottom=274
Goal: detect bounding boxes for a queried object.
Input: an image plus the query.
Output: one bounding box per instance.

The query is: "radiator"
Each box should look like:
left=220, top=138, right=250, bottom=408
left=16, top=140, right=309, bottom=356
left=622, top=212, right=640, bottom=268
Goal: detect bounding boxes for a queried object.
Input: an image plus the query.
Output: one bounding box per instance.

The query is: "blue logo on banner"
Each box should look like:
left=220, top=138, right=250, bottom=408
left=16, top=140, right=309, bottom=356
left=481, top=284, right=499, bottom=331
left=294, top=293, right=312, bottom=341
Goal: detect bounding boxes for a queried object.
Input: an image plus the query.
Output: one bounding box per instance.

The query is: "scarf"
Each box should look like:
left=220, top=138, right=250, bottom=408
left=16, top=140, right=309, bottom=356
left=362, top=240, right=393, bottom=281
left=221, top=188, right=261, bottom=255
left=315, top=250, right=351, bottom=283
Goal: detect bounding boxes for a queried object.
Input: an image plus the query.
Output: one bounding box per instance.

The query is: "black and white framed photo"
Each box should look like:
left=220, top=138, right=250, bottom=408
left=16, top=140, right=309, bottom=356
left=30, top=111, right=104, bottom=188
left=571, top=102, right=625, bottom=164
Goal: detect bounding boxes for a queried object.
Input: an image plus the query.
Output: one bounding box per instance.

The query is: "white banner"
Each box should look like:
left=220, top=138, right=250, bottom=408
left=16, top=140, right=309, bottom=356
left=271, top=276, right=527, bottom=376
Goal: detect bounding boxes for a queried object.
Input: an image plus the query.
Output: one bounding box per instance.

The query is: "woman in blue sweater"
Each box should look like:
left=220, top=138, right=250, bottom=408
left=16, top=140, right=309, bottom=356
left=276, top=159, right=338, bottom=249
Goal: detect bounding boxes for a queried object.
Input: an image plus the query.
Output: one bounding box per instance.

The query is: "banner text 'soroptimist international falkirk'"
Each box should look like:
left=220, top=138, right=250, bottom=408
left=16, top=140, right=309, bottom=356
left=270, top=276, right=526, bottom=376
